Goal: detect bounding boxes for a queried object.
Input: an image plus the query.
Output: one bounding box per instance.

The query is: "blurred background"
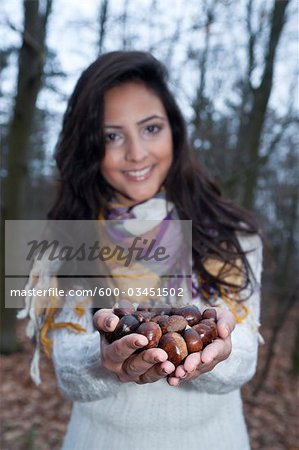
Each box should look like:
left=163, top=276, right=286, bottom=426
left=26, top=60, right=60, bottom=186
left=0, top=0, right=298, bottom=449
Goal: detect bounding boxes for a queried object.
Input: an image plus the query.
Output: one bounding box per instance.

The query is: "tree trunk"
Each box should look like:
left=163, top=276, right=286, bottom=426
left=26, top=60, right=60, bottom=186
left=0, top=0, right=52, bottom=354
left=234, top=0, right=290, bottom=209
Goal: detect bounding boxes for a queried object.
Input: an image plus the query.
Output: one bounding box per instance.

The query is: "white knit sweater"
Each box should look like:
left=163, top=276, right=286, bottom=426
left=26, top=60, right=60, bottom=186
left=50, top=233, right=263, bottom=450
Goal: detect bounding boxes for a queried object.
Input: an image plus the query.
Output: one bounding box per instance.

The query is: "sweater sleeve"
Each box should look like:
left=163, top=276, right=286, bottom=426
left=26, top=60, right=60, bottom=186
left=188, top=233, right=263, bottom=394
left=52, top=296, right=122, bottom=402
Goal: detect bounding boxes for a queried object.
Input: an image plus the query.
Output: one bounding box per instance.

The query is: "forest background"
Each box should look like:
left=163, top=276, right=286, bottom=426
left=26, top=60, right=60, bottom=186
left=0, top=0, right=298, bottom=449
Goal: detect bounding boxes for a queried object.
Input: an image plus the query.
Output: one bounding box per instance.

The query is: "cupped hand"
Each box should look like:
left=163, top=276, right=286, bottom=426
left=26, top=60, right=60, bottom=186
left=93, top=309, right=175, bottom=384
left=167, top=308, right=236, bottom=386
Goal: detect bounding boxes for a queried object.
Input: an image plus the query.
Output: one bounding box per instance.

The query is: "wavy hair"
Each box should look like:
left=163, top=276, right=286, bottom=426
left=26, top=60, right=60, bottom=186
left=48, top=51, right=261, bottom=292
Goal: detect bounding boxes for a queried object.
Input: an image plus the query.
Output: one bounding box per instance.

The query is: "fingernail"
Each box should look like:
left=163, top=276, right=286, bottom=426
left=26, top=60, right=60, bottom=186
left=224, top=326, right=230, bottom=337
left=180, top=372, right=187, bottom=379
left=135, top=340, right=145, bottom=347
left=105, top=317, right=113, bottom=328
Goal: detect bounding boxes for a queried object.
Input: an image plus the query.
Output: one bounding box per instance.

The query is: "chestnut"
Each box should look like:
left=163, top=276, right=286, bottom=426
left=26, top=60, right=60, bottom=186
left=137, top=302, right=152, bottom=312
left=173, top=306, right=202, bottom=326
left=151, top=314, right=169, bottom=326
left=200, top=319, right=218, bottom=339
left=136, top=322, right=162, bottom=349
left=192, top=323, right=214, bottom=346
left=182, top=328, right=203, bottom=353
left=113, top=315, right=140, bottom=340
left=159, top=315, right=188, bottom=334
left=150, top=306, right=172, bottom=316
left=159, top=332, right=188, bottom=366
left=102, top=331, right=115, bottom=344
left=113, top=299, right=135, bottom=318
left=202, top=308, right=217, bottom=322
left=132, top=311, right=154, bottom=323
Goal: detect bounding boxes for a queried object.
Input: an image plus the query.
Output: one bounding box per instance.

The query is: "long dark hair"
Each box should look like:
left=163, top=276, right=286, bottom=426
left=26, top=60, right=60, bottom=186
left=48, top=50, right=261, bottom=292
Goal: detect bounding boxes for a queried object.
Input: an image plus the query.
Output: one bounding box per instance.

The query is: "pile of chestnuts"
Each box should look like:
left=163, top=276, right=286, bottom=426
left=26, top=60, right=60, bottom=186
left=105, top=300, right=218, bottom=366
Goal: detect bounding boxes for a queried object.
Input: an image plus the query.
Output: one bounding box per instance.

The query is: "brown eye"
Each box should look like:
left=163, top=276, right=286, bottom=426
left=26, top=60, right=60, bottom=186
left=105, top=133, right=117, bottom=143
left=145, top=124, right=161, bottom=134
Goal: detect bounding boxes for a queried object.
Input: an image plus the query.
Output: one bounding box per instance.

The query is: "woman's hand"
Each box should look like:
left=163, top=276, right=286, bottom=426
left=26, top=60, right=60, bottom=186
left=93, top=309, right=176, bottom=384
left=167, top=308, right=236, bottom=386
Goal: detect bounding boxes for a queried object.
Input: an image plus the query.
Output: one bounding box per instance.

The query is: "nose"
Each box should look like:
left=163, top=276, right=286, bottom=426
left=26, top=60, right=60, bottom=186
left=125, top=134, right=148, bottom=163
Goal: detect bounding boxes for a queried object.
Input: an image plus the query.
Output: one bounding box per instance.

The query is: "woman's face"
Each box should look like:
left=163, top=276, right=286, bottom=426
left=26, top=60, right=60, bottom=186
left=101, top=82, right=173, bottom=207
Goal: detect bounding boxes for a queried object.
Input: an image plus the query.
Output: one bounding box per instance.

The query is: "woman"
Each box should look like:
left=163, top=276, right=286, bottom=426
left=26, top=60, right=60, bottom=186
left=21, top=51, right=263, bottom=450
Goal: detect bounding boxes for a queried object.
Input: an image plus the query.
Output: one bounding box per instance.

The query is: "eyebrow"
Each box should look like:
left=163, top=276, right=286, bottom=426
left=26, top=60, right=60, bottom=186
left=104, top=114, right=167, bottom=129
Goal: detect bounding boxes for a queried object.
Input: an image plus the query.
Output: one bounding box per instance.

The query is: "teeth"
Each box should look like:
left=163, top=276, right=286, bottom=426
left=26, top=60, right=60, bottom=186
left=126, top=167, right=151, bottom=177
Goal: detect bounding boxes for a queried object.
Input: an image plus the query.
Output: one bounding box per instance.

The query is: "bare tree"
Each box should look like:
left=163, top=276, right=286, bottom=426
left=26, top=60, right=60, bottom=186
left=234, top=0, right=290, bottom=209
left=1, top=0, right=53, bottom=353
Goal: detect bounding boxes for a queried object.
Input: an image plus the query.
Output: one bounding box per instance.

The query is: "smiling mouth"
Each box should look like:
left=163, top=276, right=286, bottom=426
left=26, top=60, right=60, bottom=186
left=123, top=165, right=153, bottom=181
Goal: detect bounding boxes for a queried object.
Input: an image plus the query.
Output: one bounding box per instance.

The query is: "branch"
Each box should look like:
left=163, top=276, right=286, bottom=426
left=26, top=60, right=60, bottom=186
left=121, top=0, right=130, bottom=50
left=260, top=117, right=298, bottom=166
left=246, top=0, right=256, bottom=84
left=261, top=73, right=298, bottom=165
left=5, top=19, right=41, bottom=54
left=43, top=0, right=53, bottom=27
left=163, top=19, right=182, bottom=70
left=98, top=0, right=109, bottom=54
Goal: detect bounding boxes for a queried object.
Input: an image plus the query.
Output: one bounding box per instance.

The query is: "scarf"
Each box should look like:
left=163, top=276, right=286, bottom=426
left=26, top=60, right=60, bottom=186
left=96, top=194, right=192, bottom=306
